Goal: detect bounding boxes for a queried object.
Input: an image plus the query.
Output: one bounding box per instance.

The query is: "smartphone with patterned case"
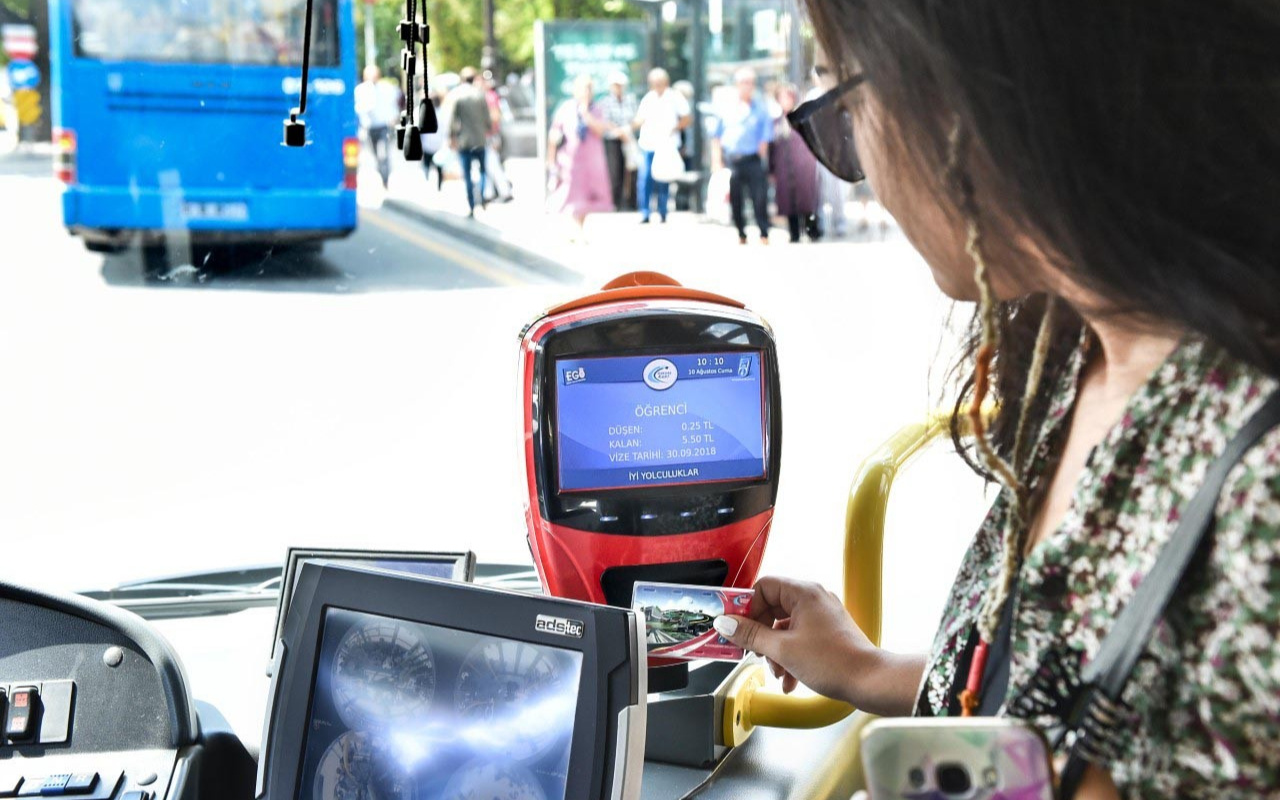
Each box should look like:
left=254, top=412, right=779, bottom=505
left=860, top=717, right=1055, bottom=800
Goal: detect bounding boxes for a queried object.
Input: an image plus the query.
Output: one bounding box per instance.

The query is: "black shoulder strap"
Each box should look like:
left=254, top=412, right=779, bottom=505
left=1059, top=390, right=1280, bottom=797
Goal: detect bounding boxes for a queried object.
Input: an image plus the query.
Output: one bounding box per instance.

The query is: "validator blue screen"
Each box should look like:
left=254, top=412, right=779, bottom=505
left=555, top=351, right=767, bottom=491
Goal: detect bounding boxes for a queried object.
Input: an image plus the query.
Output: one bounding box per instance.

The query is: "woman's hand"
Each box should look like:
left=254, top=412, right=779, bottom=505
left=712, top=576, right=926, bottom=717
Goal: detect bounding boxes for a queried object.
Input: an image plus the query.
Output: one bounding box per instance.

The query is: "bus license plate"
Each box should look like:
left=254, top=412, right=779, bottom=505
left=181, top=201, right=249, bottom=221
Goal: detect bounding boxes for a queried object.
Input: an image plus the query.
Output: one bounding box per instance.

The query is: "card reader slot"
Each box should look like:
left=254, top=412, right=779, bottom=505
left=601, top=560, right=728, bottom=608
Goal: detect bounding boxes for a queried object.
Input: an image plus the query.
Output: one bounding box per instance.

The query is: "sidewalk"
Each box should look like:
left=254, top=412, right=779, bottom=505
left=363, top=151, right=902, bottom=287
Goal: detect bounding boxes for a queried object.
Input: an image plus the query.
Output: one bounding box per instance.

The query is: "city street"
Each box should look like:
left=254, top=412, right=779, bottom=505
left=0, top=149, right=558, bottom=292
left=0, top=147, right=991, bottom=654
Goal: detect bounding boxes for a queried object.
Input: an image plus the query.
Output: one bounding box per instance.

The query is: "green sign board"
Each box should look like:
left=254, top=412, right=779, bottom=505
left=534, top=20, right=651, bottom=161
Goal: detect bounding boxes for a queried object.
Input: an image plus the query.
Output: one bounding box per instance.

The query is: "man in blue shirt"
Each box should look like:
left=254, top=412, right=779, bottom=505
left=712, top=67, right=775, bottom=244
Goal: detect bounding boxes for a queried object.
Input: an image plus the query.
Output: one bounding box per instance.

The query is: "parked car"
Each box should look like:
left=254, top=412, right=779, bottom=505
left=497, top=79, right=536, bottom=159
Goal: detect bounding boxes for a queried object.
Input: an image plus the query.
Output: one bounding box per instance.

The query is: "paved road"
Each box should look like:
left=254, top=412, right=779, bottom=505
left=0, top=150, right=555, bottom=294
left=0, top=148, right=578, bottom=588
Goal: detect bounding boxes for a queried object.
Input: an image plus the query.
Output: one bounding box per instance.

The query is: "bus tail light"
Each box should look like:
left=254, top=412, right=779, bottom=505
left=342, top=137, right=359, bottom=189
left=54, top=128, right=77, bottom=184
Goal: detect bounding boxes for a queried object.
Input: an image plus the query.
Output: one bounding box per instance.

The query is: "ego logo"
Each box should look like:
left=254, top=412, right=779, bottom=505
left=535, top=614, right=585, bottom=639
left=643, top=358, right=678, bottom=391
left=563, top=366, right=587, bottom=385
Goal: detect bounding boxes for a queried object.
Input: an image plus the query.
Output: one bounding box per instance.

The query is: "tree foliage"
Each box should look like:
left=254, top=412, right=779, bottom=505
left=2, top=0, right=633, bottom=74
left=357, top=0, right=638, bottom=79
left=0, top=0, right=33, bottom=67
left=0, top=0, right=32, bottom=24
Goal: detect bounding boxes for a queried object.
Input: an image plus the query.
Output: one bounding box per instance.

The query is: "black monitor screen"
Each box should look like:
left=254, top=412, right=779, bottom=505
left=270, top=550, right=474, bottom=667
left=291, top=556, right=460, bottom=591
left=296, top=607, right=584, bottom=800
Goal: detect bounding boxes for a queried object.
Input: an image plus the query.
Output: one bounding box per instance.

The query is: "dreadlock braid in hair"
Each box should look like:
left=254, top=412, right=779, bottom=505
left=971, top=272, right=1029, bottom=642
left=1011, top=297, right=1058, bottom=475
left=944, top=119, right=1061, bottom=644
left=976, top=301, right=1058, bottom=644
left=945, top=119, right=1022, bottom=500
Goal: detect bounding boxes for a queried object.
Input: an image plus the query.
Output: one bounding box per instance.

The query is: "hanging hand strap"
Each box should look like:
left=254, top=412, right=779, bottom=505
left=1058, top=391, right=1280, bottom=797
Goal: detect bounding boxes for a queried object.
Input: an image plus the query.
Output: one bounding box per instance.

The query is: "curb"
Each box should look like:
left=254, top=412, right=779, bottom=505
left=381, top=198, right=583, bottom=284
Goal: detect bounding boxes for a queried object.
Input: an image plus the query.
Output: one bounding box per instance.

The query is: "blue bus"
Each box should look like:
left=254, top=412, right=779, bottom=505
left=48, top=0, right=358, bottom=256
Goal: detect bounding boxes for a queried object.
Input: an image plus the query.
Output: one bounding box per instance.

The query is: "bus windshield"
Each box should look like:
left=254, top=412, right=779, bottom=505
left=4, top=0, right=962, bottom=624
left=71, top=0, right=339, bottom=66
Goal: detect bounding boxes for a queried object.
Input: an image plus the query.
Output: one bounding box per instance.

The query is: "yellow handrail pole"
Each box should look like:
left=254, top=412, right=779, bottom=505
left=844, top=410, right=954, bottom=646
left=724, top=410, right=963, bottom=741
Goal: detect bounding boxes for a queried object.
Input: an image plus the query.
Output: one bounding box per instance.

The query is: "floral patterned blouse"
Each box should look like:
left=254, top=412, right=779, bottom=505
left=914, top=336, right=1280, bottom=798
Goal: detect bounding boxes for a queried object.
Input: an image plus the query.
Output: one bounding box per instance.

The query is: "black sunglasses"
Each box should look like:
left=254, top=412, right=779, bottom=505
left=786, top=74, right=866, bottom=183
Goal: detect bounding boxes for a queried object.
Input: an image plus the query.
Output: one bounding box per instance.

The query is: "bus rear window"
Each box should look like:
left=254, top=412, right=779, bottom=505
left=71, top=0, right=339, bottom=66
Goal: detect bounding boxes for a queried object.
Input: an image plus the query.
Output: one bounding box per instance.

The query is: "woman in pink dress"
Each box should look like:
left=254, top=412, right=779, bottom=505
left=548, top=75, right=615, bottom=240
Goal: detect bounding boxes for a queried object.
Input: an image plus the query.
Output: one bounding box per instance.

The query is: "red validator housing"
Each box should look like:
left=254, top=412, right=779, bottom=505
left=519, top=272, right=783, bottom=613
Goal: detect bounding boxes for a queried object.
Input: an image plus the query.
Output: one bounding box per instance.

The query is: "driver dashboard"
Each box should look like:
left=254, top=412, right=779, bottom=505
left=0, top=568, right=866, bottom=800
left=0, top=579, right=253, bottom=800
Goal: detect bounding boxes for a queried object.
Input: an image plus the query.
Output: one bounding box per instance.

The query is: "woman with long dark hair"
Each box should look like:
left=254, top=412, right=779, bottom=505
left=711, top=3, right=1280, bottom=797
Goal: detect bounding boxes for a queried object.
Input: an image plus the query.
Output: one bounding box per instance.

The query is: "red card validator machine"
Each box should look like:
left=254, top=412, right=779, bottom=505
left=520, top=272, right=781, bottom=623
